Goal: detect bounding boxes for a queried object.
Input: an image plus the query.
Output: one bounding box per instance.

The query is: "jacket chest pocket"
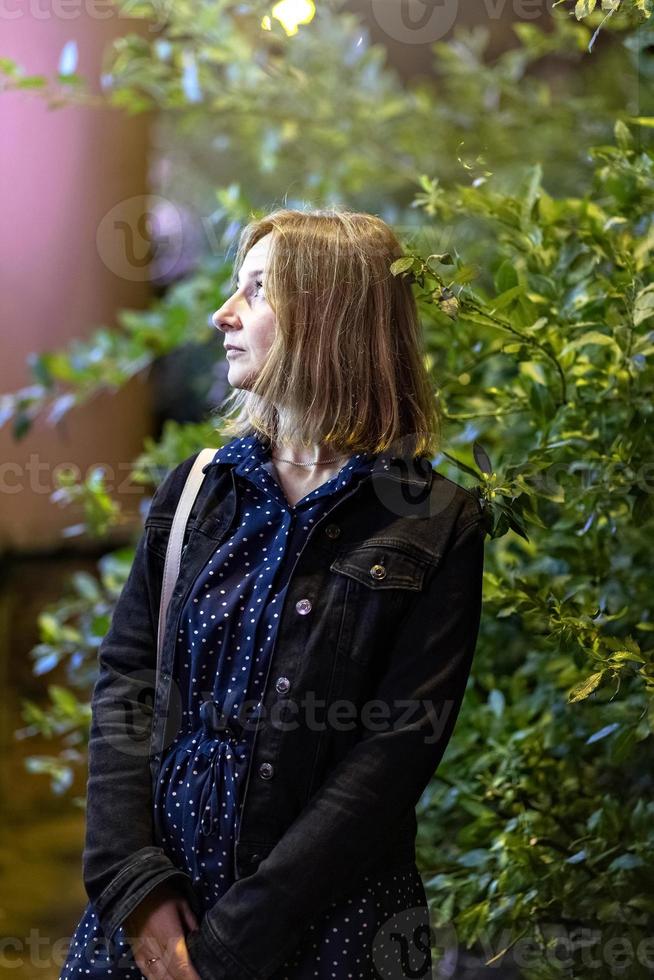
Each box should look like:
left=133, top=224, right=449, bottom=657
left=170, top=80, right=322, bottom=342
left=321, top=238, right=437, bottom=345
left=144, top=519, right=198, bottom=563
left=330, top=543, right=432, bottom=665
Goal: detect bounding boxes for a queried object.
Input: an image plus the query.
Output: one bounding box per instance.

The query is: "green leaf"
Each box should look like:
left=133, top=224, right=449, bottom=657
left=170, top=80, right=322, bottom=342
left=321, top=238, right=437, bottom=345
left=575, top=0, right=597, bottom=16
left=14, top=76, right=48, bottom=89
left=494, top=260, right=519, bottom=294
left=0, top=57, right=18, bottom=75
left=48, top=685, right=82, bottom=714
left=71, top=572, right=101, bottom=602
left=39, top=613, right=62, bottom=644
left=585, top=722, right=620, bottom=744
left=426, top=252, right=454, bottom=267
left=568, top=670, right=606, bottom=702
left=614, top=119, right=634, bottom=150
left=607, top=650, right=645, bottom=664
left=488, top=689, right=505, bottom=718
left=390, top=257, right=415, bottom=275
left=559, top=330, right=621, bottom=357
left=634, top=285, right=654, bottom=326
left=607, top=853, right=644, bottom=871
left=491, top=285, right=524, bottom=311
left=457, top=848, right=491, bottom=868
left=473, top=441, right=493, bottom=475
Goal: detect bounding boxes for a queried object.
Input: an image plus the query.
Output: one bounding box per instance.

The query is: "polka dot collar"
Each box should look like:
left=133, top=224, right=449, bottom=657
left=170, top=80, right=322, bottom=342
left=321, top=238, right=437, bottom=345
left=211, top=433, right=389, bottom=477
left=209, top=433, right=393, bottom=512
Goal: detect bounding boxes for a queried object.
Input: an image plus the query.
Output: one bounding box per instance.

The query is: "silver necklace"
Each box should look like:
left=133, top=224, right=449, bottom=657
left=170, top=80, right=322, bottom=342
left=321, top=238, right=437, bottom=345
left=271, top=453, right=349, bottom=467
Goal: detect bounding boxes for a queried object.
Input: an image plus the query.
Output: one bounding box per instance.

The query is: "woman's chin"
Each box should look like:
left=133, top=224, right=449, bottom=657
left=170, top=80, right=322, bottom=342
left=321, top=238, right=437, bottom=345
left=227, top=364, right=255, bottom=389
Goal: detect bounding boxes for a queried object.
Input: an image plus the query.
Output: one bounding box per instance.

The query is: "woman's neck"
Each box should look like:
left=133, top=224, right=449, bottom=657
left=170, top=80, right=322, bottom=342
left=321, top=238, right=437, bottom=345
left=268, top=443, right=351, bottom=507
left=270, top=441, right=349, bottom=467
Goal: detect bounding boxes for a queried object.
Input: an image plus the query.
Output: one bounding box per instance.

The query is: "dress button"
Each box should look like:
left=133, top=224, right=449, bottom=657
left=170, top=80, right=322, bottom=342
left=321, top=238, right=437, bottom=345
left=369, top=563, right=387, bottom=580
left=275, top=676, right=291, bottom=694
left=324, top=523, right=341, bottom=539
left=258, top=762, right=274, bottom=779
left=295, top=598, right=312, bottom=615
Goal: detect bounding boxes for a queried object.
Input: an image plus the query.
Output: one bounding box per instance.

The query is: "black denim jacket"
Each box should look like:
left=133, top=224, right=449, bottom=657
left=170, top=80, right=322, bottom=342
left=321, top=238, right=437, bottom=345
left=82, top=449, right=488, bottom=979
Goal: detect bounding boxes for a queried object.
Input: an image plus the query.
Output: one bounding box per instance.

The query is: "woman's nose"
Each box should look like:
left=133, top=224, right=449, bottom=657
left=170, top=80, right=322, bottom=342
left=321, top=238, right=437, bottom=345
left=211, top=306, right=237, bottom=332
left=212, top=288, right=246, bottom=328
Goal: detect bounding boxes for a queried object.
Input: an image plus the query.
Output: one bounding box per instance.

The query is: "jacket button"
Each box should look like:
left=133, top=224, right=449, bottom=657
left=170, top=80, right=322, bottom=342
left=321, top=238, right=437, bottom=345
left=250, top=853, right=261, bottom=863
left=369, top=564, right=387, bottom=580
left=258, top=762, right=274, bottom=779
left=275, top=676, right=291, bottom=694
left=295, top=598, right=312, bottom=615
left=324, top=523, right=341, bottom=539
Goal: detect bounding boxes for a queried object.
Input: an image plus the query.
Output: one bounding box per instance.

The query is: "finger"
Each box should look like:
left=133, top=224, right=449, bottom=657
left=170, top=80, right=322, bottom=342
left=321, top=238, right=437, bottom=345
left=133, top=937, right=174, bottom=979
left=146, top=935, right=198, bottom=980
left=173, top=936, right=203, bottom=980
left=178, top=899, right=200, bottom=934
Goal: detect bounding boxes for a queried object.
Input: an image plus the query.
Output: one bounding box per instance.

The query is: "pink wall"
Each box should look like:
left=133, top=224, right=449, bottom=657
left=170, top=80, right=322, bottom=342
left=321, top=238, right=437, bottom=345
left=0, top=11, right=155, bottom=551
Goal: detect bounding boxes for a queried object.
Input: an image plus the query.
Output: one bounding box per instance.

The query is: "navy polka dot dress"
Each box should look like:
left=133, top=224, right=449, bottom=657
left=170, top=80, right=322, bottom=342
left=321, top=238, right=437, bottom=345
left=60, top=434, right=432, bottom=980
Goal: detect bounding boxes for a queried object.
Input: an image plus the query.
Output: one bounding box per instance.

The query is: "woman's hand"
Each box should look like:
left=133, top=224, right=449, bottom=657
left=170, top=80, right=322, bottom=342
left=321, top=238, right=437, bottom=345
left=123, top=880, right=202, bottom=979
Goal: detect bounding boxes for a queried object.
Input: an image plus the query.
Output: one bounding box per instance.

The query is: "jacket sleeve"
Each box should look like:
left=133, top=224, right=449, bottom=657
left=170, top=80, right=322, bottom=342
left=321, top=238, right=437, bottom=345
left=82, top=457, right=203, bottom=945
left=186, top=514, right=487, bottom=980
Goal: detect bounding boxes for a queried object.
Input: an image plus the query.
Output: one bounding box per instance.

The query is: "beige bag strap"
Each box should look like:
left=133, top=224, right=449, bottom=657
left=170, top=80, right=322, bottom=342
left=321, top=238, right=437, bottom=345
left=157, top=448, right=217, bottom=665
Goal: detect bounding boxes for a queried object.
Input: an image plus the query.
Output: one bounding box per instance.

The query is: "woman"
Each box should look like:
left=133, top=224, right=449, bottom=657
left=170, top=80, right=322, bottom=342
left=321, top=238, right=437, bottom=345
left=61, top=207, right=487, bottom=980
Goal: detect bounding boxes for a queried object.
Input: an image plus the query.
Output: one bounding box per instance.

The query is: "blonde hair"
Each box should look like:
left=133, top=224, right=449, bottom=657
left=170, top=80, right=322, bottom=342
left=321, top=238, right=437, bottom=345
left=213, top=206, right=442, bottom=459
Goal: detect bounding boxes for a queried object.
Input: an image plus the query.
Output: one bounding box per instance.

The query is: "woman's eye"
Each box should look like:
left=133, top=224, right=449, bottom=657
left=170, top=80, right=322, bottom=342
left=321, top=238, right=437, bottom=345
left=255, top=279, right=264, bottom=292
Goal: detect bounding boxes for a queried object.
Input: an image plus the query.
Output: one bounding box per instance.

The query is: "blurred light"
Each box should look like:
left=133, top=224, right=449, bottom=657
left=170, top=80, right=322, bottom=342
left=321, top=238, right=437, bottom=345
left=58, top=40, right=78, bottom=77
left=264, top=0, right=315, bottom=36
left=154, top=39, right=173, bottom=61
left=181, top=50, right=202, bottom=103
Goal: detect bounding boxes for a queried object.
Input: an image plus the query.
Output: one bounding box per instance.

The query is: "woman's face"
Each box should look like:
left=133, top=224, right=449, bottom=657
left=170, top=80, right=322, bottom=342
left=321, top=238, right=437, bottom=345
left=212, top=232, right=276, bottom=389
